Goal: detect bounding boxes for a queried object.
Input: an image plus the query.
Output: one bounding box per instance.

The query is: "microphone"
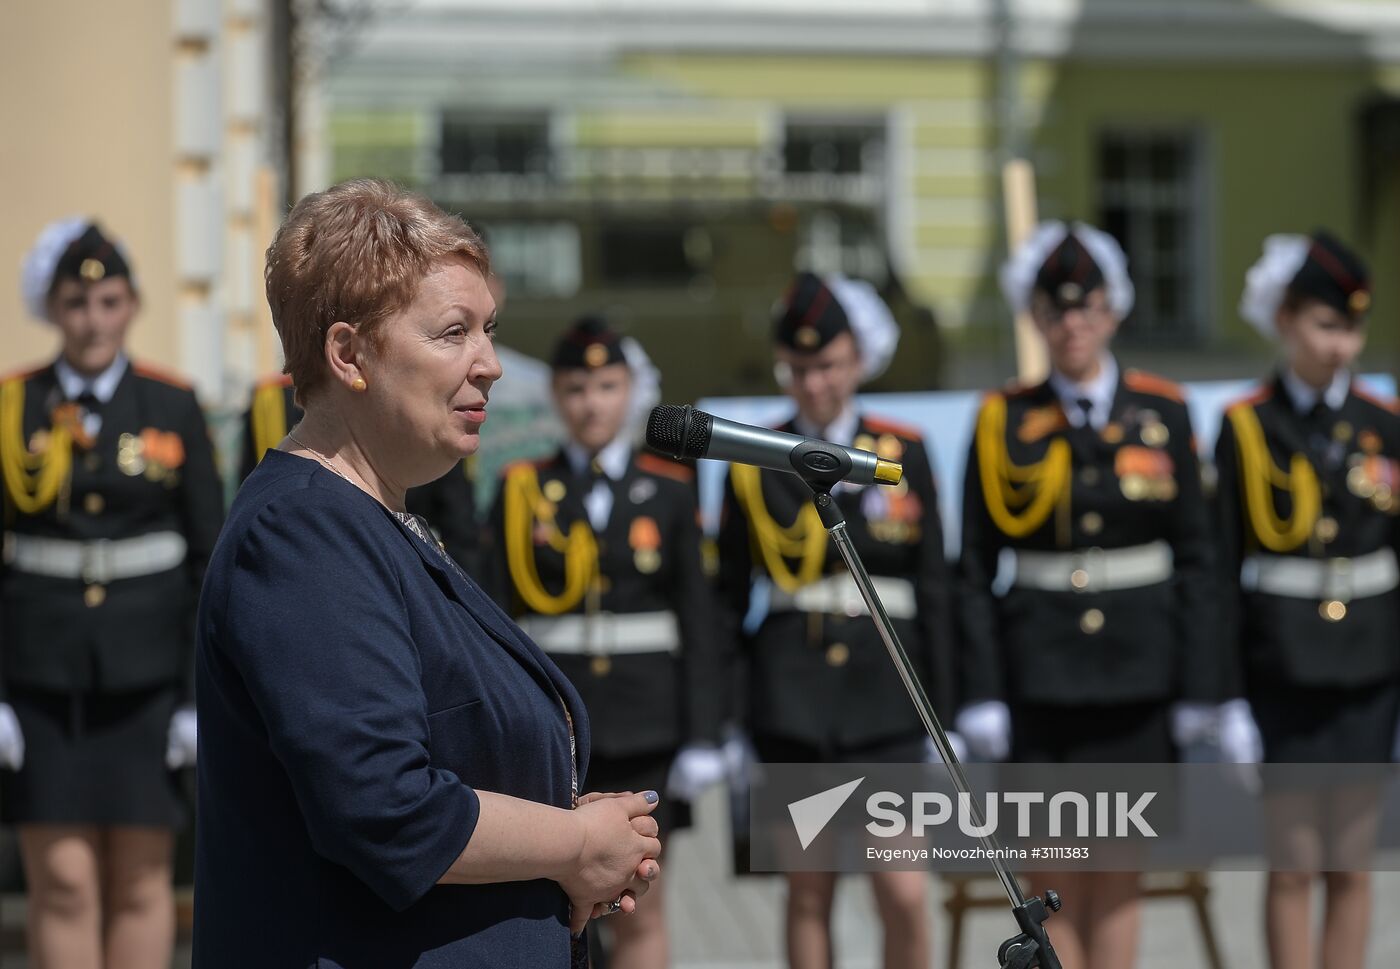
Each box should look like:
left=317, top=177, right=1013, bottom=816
left=645, top=404, right=902, bottom=487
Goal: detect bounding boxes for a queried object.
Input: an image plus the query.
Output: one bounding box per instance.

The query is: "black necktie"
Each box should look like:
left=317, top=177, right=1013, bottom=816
left=1065, top=396, right=1100, bottom=461
left=1076, top=397, right=1095, bottom=428
left=77, top=390, right=102, bottom=417
left=1306, top=400, right=1338, bottom=469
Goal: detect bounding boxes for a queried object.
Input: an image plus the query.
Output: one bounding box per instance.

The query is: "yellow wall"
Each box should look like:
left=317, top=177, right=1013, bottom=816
left=0, top=1, right=176, bottom=374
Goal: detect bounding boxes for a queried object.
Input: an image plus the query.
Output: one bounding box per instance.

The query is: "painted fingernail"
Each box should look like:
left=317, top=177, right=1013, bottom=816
left=643, top=790, right=659, bottom=803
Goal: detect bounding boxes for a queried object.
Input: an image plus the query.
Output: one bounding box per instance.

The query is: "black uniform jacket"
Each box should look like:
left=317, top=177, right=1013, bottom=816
left=717, top=413, right=952, bottom=749
left=240, top=375, right=481, bottom=576
left=957, top=370, right=1216, bottom=708
left=488, top=447, right=724, bottom=759
left=1214, top=374, right=1400, bottom=693
left=1, top=360, right=224, bottom=699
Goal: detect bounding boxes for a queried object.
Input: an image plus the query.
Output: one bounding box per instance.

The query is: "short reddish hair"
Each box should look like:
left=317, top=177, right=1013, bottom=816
left=264, top=178, right=489, bottom=401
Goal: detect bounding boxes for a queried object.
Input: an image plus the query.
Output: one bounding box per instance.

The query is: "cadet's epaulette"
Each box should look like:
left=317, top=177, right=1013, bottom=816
left=1122, top=369, right=1185, bottom=404
left=133, top=361, right=194, bottom=391
left=0, top=364, right=48, bottom=384
left=254, top=373, right=294, bottom=391
left=862, top=414, right=922, bottom=441
left=1353, top=384, right=1400, bottom=415
left=1000, top=378, right=1039, bottom=399
left=637, top=452, right=694, bottom=483
left=1224, top=384, right=1274, bottom=415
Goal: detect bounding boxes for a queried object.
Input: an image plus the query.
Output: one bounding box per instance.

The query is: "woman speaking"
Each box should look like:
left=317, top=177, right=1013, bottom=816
left=194, top=178, right=661, bottom=967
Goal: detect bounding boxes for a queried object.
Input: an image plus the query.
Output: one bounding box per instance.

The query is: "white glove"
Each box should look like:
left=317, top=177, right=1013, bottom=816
left=1170, top=701, right=1220, bottom=749
left=955, top=701, right=1011, bottom=762
left=166, top=705, right=198, bottom=770
left=923, top=732, right=969, bottom=764
left=0, top=703, right=25, bottom=770
left=1217, top=699, right=1263, bottom=765
left=665, top=744, right=728, bottom=801
left=722, top=730, right=759, bottom=791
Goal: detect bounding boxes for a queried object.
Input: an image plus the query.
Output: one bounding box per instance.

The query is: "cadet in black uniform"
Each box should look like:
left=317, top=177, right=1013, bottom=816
left=2, top=219, right=224, bottom=967
left=717, top=272, right=951, bottom=969
left=240, top=373, right=481, bottom=576
left=955, top=222, right=1216, bottom=969
left=1216, top=231, right=1399, bottom=969
left=489, top=317, right=725, bottom=969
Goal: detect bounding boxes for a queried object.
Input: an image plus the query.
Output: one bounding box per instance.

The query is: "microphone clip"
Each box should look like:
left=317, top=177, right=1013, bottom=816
left=789, top=439, right=855, bottom=489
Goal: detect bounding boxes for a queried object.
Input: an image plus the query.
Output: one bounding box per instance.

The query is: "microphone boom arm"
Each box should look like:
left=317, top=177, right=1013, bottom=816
left=802, top=476, right=1063, bottom=969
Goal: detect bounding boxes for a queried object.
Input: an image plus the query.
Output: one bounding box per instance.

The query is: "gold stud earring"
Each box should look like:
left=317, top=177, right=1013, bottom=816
left=351, top=376, right=367, bottom=392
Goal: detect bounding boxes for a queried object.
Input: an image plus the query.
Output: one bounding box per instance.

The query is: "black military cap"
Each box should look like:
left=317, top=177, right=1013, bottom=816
left=773, top=271, right=852, bottom=352
left=1289, top=231, right=1371, bottom=321
left=551, top=315, right=627, bottom=371
left=1033, top=233, right=1105, bottom=311
left=51, top=223, right=132, bottom=290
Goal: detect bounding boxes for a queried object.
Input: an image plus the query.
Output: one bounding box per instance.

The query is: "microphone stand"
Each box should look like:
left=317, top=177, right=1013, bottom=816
left=801, top=472, right=1064, bottom=969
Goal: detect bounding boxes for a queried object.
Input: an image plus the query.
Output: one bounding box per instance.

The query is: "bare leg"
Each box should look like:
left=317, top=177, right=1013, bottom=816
left=1319, top=871, right=1370, bottom=969
left=1083, top=872, right=1142, bottom=969
left=101, top=827, right=175, bottom=969
left=1264, top=789, right=1324, bottom=969
left=869, top=869, right=930, bottom=969
left=785, top=871, right=838, bottom=969
left=1319, top=785, right=1382, bottom=969
left=19, top=825, right=104, bottom=969
left=1266, top=872, right=1315, bottom=969
left=607, top=873, right=669, bottom=969
left=1029, top=872, right=1086, bottom=969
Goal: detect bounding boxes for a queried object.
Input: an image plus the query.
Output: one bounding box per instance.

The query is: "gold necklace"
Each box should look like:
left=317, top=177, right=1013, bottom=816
left=285, top=431, right=356, bottom=484
left=285, top=431, right=410, bottom=515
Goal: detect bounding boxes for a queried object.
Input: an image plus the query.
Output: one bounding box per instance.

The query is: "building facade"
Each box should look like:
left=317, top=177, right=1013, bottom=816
left=321, top=0, right=1400, bottom=399
left=0, top=0, right=283, bottom=409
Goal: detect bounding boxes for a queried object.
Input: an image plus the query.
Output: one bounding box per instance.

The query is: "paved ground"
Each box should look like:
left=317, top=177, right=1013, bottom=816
left=657, top=788, right=1400, bottom=969
left=4, top=784, right=1400, bottom=967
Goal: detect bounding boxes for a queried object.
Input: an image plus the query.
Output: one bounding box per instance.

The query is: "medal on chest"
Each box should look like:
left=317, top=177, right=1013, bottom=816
left=629, top=515, right=662, bottom=573
left=117, top=428, right=185, bottom=486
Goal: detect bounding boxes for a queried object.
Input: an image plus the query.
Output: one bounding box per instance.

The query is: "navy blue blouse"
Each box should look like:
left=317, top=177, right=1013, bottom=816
left=194, top=451, right=590, bottom=968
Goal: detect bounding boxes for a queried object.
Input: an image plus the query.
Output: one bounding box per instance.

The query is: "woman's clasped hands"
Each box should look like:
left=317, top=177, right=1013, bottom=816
left=562, top=790, right=663, bottom=935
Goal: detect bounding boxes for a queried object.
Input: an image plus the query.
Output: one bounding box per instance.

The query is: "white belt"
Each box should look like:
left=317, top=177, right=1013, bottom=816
left=1014, top=540, right=1174, bottom=593
left=518, top=611, right=680, bottom=656
left=768, top=574, right=917, bottom=620
left=1242, top=548, right=1400, bottom=602
left=3, top=531, right=188, bottom=584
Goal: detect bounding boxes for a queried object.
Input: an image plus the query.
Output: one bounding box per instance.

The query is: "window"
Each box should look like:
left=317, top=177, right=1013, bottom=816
left=796, top=210, right=887, bottom=283
left=783, top=119, right=885, bottom=175
left=598, top=224, right=707, bottom=286
left=1097, top=130, right=1206, bottom=344
left=481, top=222, right=581, bottom=298
left=439, top=115, right=551, bottom=176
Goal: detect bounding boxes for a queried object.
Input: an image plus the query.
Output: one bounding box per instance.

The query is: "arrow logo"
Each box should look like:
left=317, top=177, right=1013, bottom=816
left=788, top=777, right=864, bottom=850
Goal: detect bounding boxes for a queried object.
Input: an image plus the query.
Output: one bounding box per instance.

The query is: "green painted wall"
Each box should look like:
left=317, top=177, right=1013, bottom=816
left=620, top=53, right=989, bottom=104
left=328, top=44, right=1400, bottom=373
left=330, top=110, right=428, bottom=186
left=1028, top=60, right=1384, bottom=349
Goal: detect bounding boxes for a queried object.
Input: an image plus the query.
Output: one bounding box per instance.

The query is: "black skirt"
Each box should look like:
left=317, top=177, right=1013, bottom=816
left=2, top=683, right=184, bottom=828
left=1009, top=700, right=1175, bottom=764
left=1252, top=679, right=1400, bottom=764
left=583, top=750, right=691, bottom=836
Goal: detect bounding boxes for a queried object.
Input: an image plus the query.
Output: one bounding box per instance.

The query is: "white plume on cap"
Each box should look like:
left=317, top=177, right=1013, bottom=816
left=20, top=216, right=88, bottom=322
left=823, top=273, right=900, bottom=384
left=620, top=336, right=662, bottom=435
left=999, top=220, right=1135, bottom=320
left=1239, top=234, right=1310, bottom=342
